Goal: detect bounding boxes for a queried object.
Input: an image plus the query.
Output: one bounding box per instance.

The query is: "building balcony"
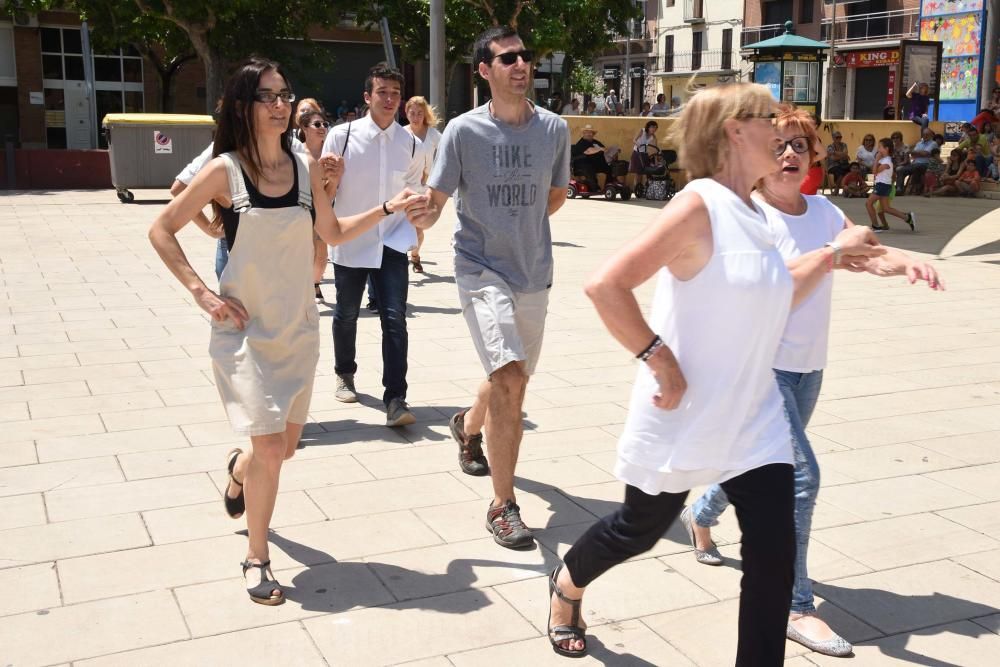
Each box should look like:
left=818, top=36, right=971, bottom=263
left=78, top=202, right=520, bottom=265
left=653, top=49, right=741, bottom=75
left=820, top=9, right=918, bottom=44
left=612, top=22, right=652, bottom=42
left=741, top=23, right=785, bottom=48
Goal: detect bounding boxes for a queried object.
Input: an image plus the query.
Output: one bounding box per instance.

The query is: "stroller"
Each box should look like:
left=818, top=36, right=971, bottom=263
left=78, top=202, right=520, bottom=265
left=633, top=145, right=676, bottom=201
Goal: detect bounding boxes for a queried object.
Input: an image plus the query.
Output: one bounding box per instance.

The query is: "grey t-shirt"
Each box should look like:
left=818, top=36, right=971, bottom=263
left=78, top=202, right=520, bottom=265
left=427, top=103, right=570, bottom=293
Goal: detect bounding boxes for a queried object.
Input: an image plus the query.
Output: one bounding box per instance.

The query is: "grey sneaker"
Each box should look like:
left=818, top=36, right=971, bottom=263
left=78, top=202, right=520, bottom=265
left=679, top=506, right=724, bottom=566
left=335, top=374, right=358, bottom=403
left=386, top=397, right=416, bottom=427
left=450, top=410, right=489, bottom=476
left=786, top=617, right=853, bottom=657
left=486, top=500, right=534, bottom=549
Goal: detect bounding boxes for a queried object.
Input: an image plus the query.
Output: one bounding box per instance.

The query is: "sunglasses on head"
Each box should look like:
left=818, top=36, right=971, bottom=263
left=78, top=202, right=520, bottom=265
left=307, top=121, right=330, bottom=129
left=487, top=49, right=534, bottom=66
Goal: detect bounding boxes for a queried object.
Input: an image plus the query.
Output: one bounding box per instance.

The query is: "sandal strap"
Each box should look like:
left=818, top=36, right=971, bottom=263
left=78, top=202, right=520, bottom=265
left=550, top=625, right=586, bottom=641
left=551, top=566, right=583, bottom=627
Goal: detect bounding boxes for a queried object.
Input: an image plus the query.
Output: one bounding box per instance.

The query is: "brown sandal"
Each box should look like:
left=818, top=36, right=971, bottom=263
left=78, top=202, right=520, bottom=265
left=411, top=255, right=424, bottom=273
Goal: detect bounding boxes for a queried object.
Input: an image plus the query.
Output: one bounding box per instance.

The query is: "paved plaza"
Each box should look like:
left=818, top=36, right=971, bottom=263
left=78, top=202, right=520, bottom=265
left=1, top=188, right=999, bottom=666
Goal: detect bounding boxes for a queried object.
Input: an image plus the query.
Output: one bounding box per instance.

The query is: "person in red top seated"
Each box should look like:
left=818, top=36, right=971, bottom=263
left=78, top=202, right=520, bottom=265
left=969, top=108, right=997, bottom=133
left=800, top=113, right=827, bottom=195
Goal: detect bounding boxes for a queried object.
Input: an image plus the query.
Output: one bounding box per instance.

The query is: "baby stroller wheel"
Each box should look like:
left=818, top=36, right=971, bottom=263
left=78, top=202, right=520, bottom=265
left=567, top=184, right=578, bottom=199
left=604, top=185, right=617, bottom=201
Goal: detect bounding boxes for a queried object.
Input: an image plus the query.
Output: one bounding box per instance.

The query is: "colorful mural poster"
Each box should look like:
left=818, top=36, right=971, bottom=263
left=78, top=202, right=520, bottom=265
left=939, top=57, right=980, bottom=100
left=919, top=13, right=982, bottom=57
left=920, top=0, right=983, bottom=17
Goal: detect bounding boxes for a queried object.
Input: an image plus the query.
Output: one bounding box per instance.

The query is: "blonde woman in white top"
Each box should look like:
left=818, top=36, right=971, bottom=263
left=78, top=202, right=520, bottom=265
left=405, top=96, right=442, bottom=273
left=544, top=84, right=885, bottom=662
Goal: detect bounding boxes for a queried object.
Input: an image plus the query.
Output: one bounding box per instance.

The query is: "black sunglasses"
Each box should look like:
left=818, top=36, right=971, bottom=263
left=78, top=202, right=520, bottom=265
left=487, top=49, right=534, bottom=66
left=307, top=121, right=331, bottom=129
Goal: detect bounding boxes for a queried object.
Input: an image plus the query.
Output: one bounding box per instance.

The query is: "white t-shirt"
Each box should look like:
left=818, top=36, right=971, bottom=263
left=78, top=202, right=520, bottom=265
left=758, top=194, right=845, bottom=373
left=875, top=156, right=893, bottom=184
left=175, top=144, right=214, bottom=184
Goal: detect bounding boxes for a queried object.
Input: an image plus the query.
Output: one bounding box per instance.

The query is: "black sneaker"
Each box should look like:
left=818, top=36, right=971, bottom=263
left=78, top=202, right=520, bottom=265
left=486, top=500, right=534, bottom=549
left=450, top=410, right=489, bottom=476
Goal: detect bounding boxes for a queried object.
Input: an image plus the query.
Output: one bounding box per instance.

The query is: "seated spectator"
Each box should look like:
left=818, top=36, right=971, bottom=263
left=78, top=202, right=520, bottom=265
left=571, top=124, right=612, bottom=189
left=969, top=108, right=997, bottom=133
left=931, top=157, right=981, bottom=197
left=959, top=125, right=993, bottom=176
left=890, top=131, right=910, bottom=168
left=563, top=98, right=580, bottom=115
left=933, top=133, right=945, bottom=147
left=982, top=120, right=996, bottom=144
left=989, top=136, right=1000, bottom=181
left=856, top=134, right=877, bottom=175
left=585, top=100, right=598, bottom=116
left=905, top=82, right=931, bottom=130
left=650, top=93, right=669, bottom=116
left=897, top=127, right=936, bottom=195
left=825, top=131, right=851, bottom=195
left=921, top=147, right=945, bottom=194
left=840, top=162, right=869, bottom=198
left=638, top=102, right=652, bottom=117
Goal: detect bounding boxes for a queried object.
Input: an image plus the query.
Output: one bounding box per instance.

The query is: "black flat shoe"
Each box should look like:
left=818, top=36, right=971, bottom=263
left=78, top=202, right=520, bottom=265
left=224, top=448, right=245, bottom=519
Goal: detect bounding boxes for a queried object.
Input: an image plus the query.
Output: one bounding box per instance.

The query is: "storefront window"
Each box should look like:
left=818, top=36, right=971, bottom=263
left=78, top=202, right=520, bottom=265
left=782, top=61, right=819, bottom=103
left=44, top=88, right=66, bottom=149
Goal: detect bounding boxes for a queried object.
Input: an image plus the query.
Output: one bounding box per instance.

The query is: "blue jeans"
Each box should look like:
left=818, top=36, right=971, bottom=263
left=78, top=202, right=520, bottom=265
left=974, top=153, right=993, bottom=178
left=332, top=247, right=409, bottom=405
left=910, top=115, right=929, bottom=131
left=214, top=238, right=229, bottom=280
left=692, top=368, right=824, bottom=613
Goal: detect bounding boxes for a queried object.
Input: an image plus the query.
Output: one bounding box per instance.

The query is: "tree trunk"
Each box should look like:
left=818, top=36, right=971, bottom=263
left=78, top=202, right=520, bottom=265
left=202, top=47, right=225, bottom=114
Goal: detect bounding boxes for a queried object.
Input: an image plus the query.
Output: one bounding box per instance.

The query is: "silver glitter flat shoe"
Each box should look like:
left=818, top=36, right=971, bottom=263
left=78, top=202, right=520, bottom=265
left=786, top=619, right=853, bottom=657
left=679, top=506, right=724, bottom=566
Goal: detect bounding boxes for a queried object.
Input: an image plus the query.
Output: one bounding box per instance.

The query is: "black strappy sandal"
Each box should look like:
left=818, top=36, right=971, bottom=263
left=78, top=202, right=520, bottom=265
left=547, top=565, right=588, bottom=658
left=241, top=560, right=285, bottom=606
left=224, top=448, right=245, bottom=519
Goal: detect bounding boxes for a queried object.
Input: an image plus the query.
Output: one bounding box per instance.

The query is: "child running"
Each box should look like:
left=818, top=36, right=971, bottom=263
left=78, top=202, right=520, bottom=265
left=866, top=137, right=915, bottom=232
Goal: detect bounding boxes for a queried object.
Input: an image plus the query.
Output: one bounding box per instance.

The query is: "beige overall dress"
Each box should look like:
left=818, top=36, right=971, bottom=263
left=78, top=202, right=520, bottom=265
left=210, top=151, right=320, bottom=436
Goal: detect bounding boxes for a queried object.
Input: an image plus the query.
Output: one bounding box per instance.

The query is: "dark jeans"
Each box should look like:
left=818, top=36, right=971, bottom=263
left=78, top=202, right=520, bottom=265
left=896, top=163, right=928, bottom=191
left=564, top=463, right=795, bottom=666
left=332, top=247, right=409, bottom=405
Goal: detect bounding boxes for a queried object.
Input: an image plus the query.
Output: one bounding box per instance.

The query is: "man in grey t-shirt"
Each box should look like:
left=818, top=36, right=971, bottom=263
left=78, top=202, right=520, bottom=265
left=411, top=26, right=570, bottom=550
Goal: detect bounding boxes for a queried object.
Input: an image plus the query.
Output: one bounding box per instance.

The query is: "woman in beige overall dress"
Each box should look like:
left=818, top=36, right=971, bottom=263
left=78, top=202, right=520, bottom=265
left=149, top=58, right=425, bottom=605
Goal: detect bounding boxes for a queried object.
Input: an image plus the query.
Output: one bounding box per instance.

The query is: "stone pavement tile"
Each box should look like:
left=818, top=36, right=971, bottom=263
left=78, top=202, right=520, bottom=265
left=511, top=455, right=616, bottom=490
left=818, top=475, right=982, bottom=520
left=66, top=325, right=169, bottom=342
left=913, top=431, right=1000, bottom=465
left=101, top=402, right=229, bottom=431
left=937, top=502, right=1000, bottom=540
left=0, top=379, right=90, bottom=403
left=549, top=364, right=639, bottom=386
left=817, top=443, right=966, bottom=482
left=77, top=621, right=328, bottom=667
left=37, top=426, right=189, bottom=462
left=496, top=558, right=715, bottom=633
left=0, top=400, right=28, bottom=421
left=367, top=537, right=556, bottom=602
left=530, top=382, right=634, bottom=408
left=86, top=371, right=210, bottom=395
left=18, top=338, right=129, bottom=357
left=306, top=472, right=479, bottom=519
left=642, top=597, right=879, bottom=666
left=809, top=410, right=991, bottom=449
left=973, top=613, right=999, bottom=634
left=0, top=456, right=123, bottom=496
left=139, top=357, right=215, bottom=376
left=814, top=513, right=999, bottom=571
left=303, top=588, right=539, bottom=665
left=392, top=658, right=453, bottom=667
left=925, top=462, right=1000, bottom=502
left=0, top=493, right=46, bottom=530
left=156, top=384, right=221, bottom=406
left=803, top=409, right=843, bottom=426
left=180, top=420, right=247, bottom=446
left=0, top=513, right=149, bottom=568
left=811, top=499, right=865, bottom=531
left=813, top=374, right=928, bottom=401
left=814, top=560, right=1000, bottom=635
left=0, top=562, right=61, bottom=616
left=174, top=560, right=394, bottom=637
left=207, top=452, right=375, bottom=493
left=819, top=384, right=1000, bottom=422
left=142, top=490, right=325, bottom=545
left=58, top=534, right=248, bottom=603
left=894, top=361, right=1000, bottom=389
left=45, top=473, right=221, bottom=521
left=353, top=442, right=460, bottom=479
left=0, top=370, right=22, bottom=387
left=22, top=361, right=144, bottom=385
left=76, top=346, right=191, bottom=366
left=517, top=427, right=618, bottom=462
left=0, top=440, right=37, bottom=467
left=296, top=425, right=413, bottom=456
left=414, top=489, right=596, bottom=544
left=808, top=620, right=1000, bottom=666
left=447, top=618, right=695, bottom=666
left=271, top=510, right=443, bottom=562
left=0, top=590, right=188, bottom=666
left=28, top=390, right=165, bottom=419
left=954, top=548, right=1000, bottom=582
left=0, top=413, right=106, bottom=444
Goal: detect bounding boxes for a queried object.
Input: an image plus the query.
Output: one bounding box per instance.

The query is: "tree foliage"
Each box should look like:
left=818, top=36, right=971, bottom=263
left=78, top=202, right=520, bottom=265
left=567, top=62, right=601, bottom=98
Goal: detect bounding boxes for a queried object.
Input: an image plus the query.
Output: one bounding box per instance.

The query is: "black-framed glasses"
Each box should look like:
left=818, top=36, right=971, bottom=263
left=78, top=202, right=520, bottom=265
left=307, top=121, right=331, bottom=129
left=254, top=91, right=296, bottom=104
left=487, top=49, right=534, bottom=66
left=774, top=136, right=811, bottom=157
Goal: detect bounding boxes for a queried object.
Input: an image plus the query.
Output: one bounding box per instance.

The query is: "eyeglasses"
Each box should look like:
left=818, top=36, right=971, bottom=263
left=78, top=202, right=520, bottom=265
left=740, top=112, right=777, bottom=120
left=254, top=91, right=296, bottom=104
left=773, top=136, right=811, bottom=157
left=486, top=49, right=534, bottom=66
left=307, top=121, right=331, bottom=129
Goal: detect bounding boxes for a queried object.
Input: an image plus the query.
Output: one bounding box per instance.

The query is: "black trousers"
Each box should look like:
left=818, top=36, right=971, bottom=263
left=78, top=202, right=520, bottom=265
left=563, top=463, right=796, bottom=667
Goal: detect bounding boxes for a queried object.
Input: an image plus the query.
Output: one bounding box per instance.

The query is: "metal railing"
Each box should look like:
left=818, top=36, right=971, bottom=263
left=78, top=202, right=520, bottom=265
left=655, top=49, right=741, bottom=74
left=612, top=23, right=652, bottom=42
left=820, top=9, right=918, bottom=43
left=740, top=23, right=784, bottom=47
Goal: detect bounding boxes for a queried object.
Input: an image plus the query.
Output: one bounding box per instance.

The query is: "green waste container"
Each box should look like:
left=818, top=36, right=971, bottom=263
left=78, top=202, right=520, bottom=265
left=102, top=113, right=215, bottom=203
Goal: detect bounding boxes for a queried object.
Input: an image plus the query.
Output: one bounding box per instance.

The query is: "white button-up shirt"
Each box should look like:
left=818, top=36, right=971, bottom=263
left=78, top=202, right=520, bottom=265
left=322, top=115, right=424, bottom=268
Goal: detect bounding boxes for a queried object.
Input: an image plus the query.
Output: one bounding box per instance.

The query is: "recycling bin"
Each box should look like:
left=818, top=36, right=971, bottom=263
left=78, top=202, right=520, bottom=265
left=102, top=113, right=215, bottom=202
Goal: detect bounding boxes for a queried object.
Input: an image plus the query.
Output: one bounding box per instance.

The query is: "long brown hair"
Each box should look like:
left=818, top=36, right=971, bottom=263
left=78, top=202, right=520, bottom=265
left=211, top=57, right=293, bottom=228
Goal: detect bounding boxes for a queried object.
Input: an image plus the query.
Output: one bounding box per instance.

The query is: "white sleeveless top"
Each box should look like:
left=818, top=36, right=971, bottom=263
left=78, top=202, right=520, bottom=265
left=616, top=178, right=794, bottom=495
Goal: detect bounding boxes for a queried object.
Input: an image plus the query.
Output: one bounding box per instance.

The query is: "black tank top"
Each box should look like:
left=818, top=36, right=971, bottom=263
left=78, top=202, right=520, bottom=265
left=221, top=157, right=299, bottom=251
